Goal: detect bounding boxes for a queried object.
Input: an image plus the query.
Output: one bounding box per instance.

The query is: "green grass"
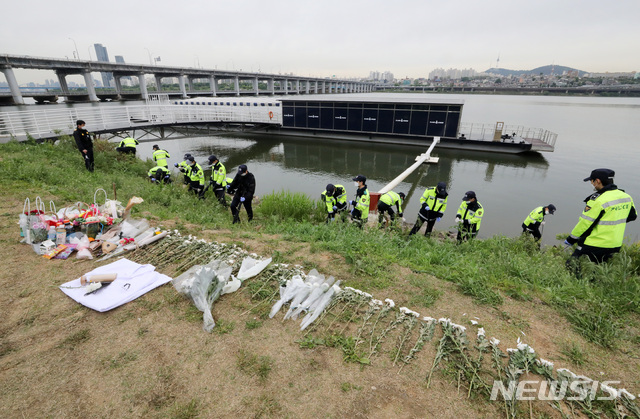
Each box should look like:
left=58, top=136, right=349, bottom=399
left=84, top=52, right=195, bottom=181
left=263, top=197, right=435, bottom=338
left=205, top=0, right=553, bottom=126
left=58, top=328, right=91, bottom=349
left=2, top=138, right=640, bottom=349
left=560, top=342, right=587, bottom=366
left=236, top=349, right=274, bottom=381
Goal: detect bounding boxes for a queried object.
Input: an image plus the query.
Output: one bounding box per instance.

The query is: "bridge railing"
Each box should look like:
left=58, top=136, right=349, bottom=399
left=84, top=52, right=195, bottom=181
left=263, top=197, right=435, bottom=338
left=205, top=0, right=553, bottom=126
left=0, top=104, right=282, bottom=140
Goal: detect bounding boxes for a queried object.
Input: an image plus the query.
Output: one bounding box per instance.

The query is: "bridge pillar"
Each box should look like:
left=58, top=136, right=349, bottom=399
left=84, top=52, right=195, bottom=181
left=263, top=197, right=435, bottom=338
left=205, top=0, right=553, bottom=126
left=209, top=76, right=217, bottom=96
left=56, top=71, right=70, bottom=96
left=1, top=67, right=24, bottom=105
left=305, top=80, right=310, bottom=94
left=178, top=75, right=188, bottom=98
left=234, top=76, right=240, bottom=96
left=113, top=74, right=123, bottom=97
left=82, top=71, right=99, bottom=102
left=267, top=79, right=274, bottom=95
left=254, top=77, right=259, bottom=95
left=284, top=79, right=289, bottom=95
left=155, top=76, right=163, bottom=93
left=138, top=73, right=148, bottom=100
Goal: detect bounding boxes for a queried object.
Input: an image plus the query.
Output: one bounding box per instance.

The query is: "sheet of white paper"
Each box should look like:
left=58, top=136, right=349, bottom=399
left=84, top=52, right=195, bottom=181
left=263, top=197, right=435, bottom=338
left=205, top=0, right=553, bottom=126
left=59, top=258, right=172, bottom=312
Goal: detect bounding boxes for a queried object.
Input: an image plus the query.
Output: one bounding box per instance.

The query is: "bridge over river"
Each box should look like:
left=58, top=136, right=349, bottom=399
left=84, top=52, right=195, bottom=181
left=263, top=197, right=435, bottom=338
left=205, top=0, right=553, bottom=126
left=0, top=54, right=374, bottom=105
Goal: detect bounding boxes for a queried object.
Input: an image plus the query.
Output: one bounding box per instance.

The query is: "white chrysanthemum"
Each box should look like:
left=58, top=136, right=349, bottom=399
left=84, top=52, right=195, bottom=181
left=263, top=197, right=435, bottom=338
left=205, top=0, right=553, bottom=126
left=384, top=299, right=395, bottom=307
left=477, top=327, right=485, bottom=338
left=423, top=316, right=436, bottom=323
left=370, top=299, right=383, bottom=306
left=362, top=292, right=372, bottom=299
left=470, top=320, right=478, bottom=325
left=490, top=337, right=500, bottom=346
left=557, top=368, right=577, bottom=378
left=600, top=383, right=618, bottom=399
left=451, top=322, right=466, bottom=332
left=619, top=389, right=636, bottom=400
left=507, top=348, right=517, bottom=354
left=438, top=318, right=451, bottom=325
left=537, top=358, right=554, bottom=368
left=399, top=307, right=409, bottom=314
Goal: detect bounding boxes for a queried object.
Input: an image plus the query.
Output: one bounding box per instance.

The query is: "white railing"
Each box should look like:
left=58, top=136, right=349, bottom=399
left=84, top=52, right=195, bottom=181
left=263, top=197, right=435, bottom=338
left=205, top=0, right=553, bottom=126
left=458, top=122, right=557, bottom=148
left=0, top=104, right=282, bottom=141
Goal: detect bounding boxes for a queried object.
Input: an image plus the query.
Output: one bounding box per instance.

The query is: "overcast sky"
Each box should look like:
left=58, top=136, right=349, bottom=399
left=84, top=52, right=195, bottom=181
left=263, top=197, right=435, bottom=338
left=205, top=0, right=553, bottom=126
left=2, top=0, right=638, bottom=83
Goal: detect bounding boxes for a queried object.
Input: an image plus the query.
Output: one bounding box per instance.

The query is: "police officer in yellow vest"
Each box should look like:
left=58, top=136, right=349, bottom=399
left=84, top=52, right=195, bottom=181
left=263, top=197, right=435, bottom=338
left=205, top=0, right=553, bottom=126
left=377, top=191, right=405, bottom=227
left=522, top=204, right=556, bottom=240
left=116, top=136, right=139, bottom=155
left=349, top=175, right=370, bottom=227
left=455, top=191, right=484, bottom=242
left=148, top=166, right=171, bottom=184
left=174, top=153, right=192, bottom=185
left=206, top=155, right=228, bottom=206
left=321, top=184, right=348, bottom=222
left=152, top=144, right=171, bottom=168
left=565, top=168, right=636, bottom=264
left=409, top=182, right=449, bottom=236
left=185, top=156, right=205, bottom=195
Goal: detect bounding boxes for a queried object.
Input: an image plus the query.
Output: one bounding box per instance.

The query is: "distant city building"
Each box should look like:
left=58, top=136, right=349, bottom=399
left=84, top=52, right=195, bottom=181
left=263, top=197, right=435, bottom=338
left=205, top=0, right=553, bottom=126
left=94, top=43, right=114, bottom=88
left=368, top=70, right=394, bottom=83
left=429, top=68, right=477, bottom=80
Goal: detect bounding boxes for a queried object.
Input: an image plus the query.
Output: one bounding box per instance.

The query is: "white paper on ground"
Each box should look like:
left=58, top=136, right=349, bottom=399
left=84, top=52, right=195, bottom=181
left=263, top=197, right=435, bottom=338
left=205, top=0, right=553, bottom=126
left=58, top=258, right=172, bottom=312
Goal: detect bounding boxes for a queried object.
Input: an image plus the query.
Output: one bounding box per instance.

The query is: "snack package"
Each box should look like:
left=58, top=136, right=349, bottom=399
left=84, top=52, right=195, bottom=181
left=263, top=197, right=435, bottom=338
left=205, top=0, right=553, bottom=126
left=43, top=244, right=67, bottom=260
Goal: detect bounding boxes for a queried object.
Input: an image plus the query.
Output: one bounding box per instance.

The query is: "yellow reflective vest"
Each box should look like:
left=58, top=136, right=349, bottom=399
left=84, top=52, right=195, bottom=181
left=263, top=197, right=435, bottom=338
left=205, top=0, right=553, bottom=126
left=148, top=166, right=170, bottom=178
left=211, top=162, right=227, bottom=186
left=354, top=187, right=370, bottom=219
left=119, top=137, right=139, bottom=148
left=380, top=191, right=403, bottom=213
left=187, top=163, right=205, bottom=186
left=420, top=187, right=448, bottom=214
left=321, top=184, right=347, bottom=213
left=153, top=149, right=171, bottom=167
left=569, top=186, right=636, bottom=248
left=456, top=201, right=484, bottom=229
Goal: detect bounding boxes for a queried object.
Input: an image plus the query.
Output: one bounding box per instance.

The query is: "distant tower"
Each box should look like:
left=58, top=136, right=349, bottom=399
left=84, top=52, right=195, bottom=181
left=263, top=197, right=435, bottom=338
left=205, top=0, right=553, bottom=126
left=496, top=53, right=500, bottom=69
left=94, top=43, right=114, bottom=88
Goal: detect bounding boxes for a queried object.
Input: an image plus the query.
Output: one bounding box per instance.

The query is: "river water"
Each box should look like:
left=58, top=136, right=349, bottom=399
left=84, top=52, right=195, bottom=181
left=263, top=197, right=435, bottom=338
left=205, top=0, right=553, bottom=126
left=8, top=93, right=640, bottom=245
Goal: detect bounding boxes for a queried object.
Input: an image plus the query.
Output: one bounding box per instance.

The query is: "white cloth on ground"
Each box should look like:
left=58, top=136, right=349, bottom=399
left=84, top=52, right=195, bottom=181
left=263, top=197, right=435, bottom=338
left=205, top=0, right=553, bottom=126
left=58, top=258, right=172, bottom=312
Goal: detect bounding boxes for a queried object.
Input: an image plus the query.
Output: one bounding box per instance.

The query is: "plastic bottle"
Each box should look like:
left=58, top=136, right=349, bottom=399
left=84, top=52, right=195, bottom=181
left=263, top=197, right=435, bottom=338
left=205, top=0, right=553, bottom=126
left=47, top=226, right=56, bottom=241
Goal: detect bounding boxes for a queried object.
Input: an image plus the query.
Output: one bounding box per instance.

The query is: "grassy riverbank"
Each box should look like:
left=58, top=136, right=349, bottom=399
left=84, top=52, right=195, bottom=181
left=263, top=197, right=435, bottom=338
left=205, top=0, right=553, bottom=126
left=3, top=136, right=637, bottom=348
left=1, top=136, right=639, bottom=417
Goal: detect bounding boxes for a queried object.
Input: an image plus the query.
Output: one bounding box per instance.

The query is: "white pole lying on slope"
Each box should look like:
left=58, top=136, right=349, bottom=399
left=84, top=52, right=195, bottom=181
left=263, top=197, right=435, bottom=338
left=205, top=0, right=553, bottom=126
left=378, top=137, right=440, bottom=194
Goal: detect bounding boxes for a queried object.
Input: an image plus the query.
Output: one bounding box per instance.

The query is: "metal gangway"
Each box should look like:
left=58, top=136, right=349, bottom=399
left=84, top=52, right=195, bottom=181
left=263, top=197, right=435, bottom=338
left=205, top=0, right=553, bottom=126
left=0, top=96, right=282, bottom=143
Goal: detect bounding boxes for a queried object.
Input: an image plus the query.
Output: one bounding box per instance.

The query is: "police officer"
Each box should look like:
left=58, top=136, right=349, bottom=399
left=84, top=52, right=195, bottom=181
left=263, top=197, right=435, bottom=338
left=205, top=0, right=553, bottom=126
left=349, top=175, right=370, bottom=227
left=175, top=153, right=192, bottom=185
left=377, top=191, right=405, bottom=227
left=116, top=136, right=139, bottom=155
left=321, top=184, right=348, bottom=222
left=565, top=168, right=636, bottom=264
left=206, top=155, right=228, bottom=206
left=409, top=182, right=449, bottom=237
left=73, top=119, right=94, bottom=172
left=152, top=144, right=171, bottom=168
left=228, top=164, right=256, bottom=224
left=148, top=166, right=171, bottom=184
left=185, top=156, right=205, bottom=195
left=455, top=191, right=484, bottom=242
left=522, top=204, right=556, bottom=240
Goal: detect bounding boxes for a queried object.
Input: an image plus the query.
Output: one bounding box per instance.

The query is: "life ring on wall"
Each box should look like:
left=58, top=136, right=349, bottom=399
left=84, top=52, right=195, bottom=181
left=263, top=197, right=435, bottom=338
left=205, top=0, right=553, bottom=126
left=268, top=111, right=274, bottom=119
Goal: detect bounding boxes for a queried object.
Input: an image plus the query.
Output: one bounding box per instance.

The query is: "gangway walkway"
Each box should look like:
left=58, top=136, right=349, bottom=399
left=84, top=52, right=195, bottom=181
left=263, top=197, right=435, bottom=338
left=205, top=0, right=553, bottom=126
left=0, top=103, right=282, bottom=143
